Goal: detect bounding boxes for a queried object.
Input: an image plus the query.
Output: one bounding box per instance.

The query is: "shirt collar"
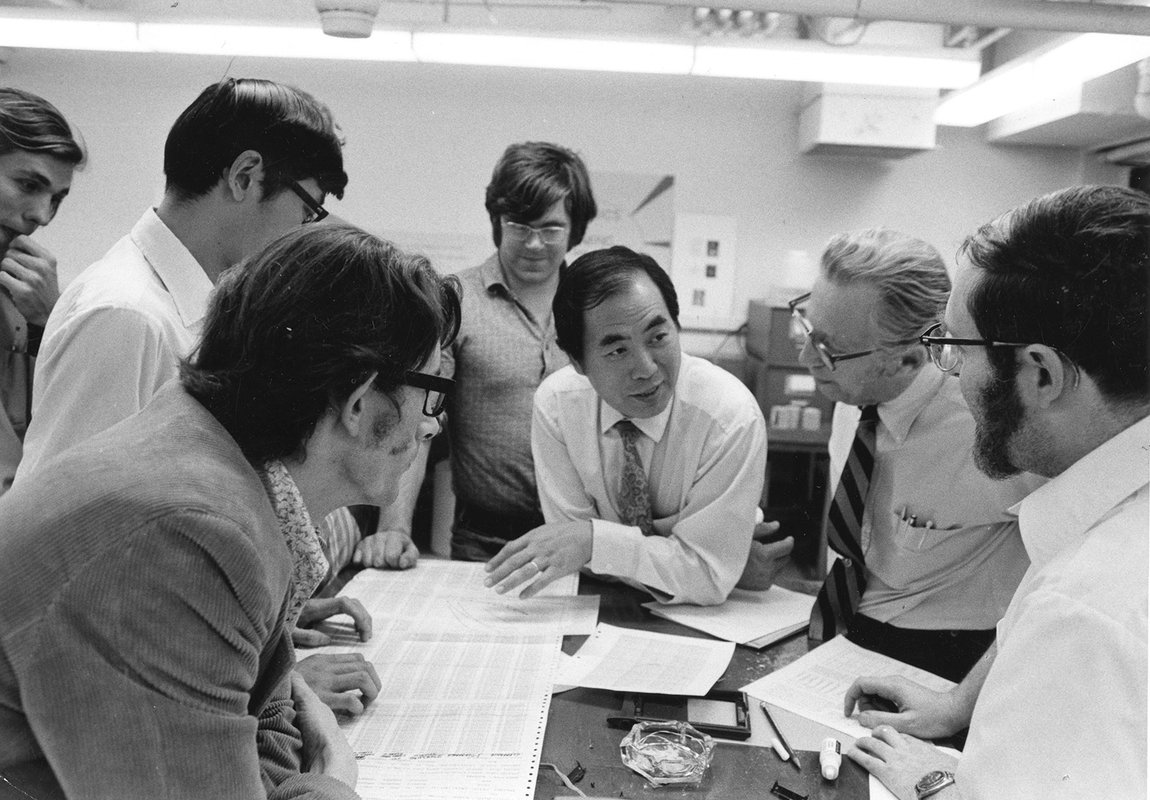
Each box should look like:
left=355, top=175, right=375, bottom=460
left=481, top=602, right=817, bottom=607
left=1017, top=414, right=1150, bottom=569
left=479, top=252, right=506, bottom=294
left=876, top=365, right=946, bottom=443
left=599, top=395, right=674, bottom=443
left=130, top=208, right=214, bottom=327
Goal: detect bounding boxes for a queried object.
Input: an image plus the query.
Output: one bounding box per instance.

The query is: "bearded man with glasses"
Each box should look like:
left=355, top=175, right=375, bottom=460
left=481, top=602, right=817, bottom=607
left=846, top=185, right=1149, bottom=800
left=793, top=228, right=1041, bottom=682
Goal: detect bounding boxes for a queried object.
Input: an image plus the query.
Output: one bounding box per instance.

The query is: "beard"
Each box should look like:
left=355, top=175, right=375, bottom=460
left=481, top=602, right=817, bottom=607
left=971, top=366, right=1026, bottom=480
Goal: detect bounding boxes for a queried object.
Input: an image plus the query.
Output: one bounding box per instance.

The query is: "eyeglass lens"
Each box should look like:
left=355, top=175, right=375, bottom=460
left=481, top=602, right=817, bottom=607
left=789, top=304, right=836, bottom=371
left=504, top=220, right=566, bottom=245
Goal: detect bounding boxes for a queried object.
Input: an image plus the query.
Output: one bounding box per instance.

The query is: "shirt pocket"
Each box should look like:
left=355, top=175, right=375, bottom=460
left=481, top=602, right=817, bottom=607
left=869, top=510, right=989, bottom=591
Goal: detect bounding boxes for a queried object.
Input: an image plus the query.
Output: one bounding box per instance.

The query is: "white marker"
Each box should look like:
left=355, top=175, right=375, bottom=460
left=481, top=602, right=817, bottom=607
left=770, top=737, right=790, bottom=762
left=820, top=737, right=841, bottom=780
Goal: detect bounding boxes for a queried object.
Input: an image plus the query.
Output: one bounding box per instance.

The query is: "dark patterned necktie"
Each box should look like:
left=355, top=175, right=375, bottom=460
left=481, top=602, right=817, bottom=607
left=810, top=404, right=880, bottom=641
left=615, top=420, right=657, bottom=536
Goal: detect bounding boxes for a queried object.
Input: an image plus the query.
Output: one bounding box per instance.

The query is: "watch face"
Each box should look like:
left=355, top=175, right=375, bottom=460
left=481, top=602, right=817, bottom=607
left=916, top=770, right=947, bottom=790
left=915, top=770, right=955, bottom=798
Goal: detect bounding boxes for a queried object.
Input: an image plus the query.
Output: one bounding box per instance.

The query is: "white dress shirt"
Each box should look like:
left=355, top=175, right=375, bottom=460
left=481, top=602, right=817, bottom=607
left=827, top=367, right=1042, bottom=629
left=533, top=353, right=767, bottom=606
left=956, top=414, right=1149, bottom=799
left=18, top=209, right=212, bottom=478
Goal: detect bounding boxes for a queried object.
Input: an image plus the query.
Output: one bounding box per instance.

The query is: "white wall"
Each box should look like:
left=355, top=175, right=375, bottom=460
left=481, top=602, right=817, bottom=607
left=5, top=48, right=1122, bottom=332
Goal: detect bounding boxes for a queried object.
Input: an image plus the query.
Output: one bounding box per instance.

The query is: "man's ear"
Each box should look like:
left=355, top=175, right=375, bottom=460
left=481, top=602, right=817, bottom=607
left=571, top=357, right=586, bottom=377
left=224, top=149, right=265, bottom=202
left=1017, top=345, right=1074, bottom=409
left=338, top=374, right=377, bottom=437
left=882, top=344, right=925, bottom=377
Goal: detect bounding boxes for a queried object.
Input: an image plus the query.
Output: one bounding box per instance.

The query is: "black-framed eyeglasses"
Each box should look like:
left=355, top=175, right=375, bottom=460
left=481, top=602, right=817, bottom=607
left=501, top=219, right=568, bottom=246
left=289, top=180, right=328, bottom=224
left=787, top=292, right=880, bottom=372
left=918, top=322, right=1033, bottom=373
left=404, top=370, right=454, bottom=417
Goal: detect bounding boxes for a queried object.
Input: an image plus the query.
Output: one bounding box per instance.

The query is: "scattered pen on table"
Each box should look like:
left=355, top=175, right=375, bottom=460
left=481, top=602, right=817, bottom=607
left=759, top=702, right=801, bottom=772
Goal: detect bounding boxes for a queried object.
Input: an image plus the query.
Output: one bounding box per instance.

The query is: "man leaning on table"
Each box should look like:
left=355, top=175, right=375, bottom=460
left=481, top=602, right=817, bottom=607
left=792, top=229, right=1040, bottom=682
left=845, top=185, right=1148, bottom=800
left=0, top=223, right=461, bottom=798
left=485, top=245, right=784, bottom=606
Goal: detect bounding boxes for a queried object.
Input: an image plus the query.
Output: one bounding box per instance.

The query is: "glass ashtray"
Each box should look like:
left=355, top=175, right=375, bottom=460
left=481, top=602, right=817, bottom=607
left=619, top=719, right=715, bottom=787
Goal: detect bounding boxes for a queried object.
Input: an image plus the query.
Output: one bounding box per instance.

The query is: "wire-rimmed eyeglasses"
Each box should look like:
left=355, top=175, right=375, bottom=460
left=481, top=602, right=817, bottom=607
left=787, top=292, right=881, bottom=372
left=501, top=219, right=568, bottom=246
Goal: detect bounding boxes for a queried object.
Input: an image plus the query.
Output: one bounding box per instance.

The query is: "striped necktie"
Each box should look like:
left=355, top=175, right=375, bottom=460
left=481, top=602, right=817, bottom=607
left=615, top=420, right=657, bottom=537
left=810, top=404, right=880, bottom=641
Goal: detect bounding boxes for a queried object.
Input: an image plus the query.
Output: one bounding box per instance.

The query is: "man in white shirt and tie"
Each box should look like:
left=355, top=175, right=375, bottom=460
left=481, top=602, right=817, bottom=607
left=795, top=229, right=1040, bottom=681
left=484, top=245, right=783, bottom=606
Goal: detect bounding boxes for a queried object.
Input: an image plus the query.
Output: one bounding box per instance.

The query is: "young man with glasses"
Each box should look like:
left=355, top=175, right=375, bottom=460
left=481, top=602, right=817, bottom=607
left=846, top=185, right=1148, bottom=800
left=420, top=141, right=599, bottom=561
left=794, top=228, right=1039, bottom=681
left=12, top=79, right=385, bottom=716
left=0, top=88, right=85, bottom=496
left=19, top=77, right=347, bottom=476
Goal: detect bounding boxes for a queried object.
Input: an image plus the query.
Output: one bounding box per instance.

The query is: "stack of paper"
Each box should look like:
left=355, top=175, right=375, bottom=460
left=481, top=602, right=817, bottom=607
left=313, top=561, right=598, bottom=800
left=642, top=586, right=814, bottom=648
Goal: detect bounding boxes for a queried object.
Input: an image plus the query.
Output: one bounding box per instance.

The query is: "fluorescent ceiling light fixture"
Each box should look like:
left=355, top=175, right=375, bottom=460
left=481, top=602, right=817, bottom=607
left=0, top=16, right=144, bottom=52
left=412, top=33, right=694, bottom=74
left=936, top=32, right=1150, bottom=126
left=692, top=42, right=980, bottom=89
left=138, top=23, right=414, bottom=61
left=0, top=10, right=978, bottom=89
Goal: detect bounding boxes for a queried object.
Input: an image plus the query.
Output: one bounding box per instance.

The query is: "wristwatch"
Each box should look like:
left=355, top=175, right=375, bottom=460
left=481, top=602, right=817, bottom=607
left=915, top=770, right=956, bottom=799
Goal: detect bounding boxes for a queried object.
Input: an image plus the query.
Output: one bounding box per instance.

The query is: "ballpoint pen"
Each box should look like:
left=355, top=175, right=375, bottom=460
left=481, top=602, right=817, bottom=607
left=759, top=702, right=801, bottom=772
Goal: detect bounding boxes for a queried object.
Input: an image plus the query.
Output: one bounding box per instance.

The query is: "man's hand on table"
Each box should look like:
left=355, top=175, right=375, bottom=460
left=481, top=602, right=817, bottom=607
left=847, top=725, right=959, bottom=800
left=353, top=529, right=419, bottom=569
left=295, top=596, right=372, bottom=646
left=843, top=675, right=968, bottom=739
left=736, top=521, right=794, bottom=591
left=484, top=520, right=593, bottom=599
left=291, top=671, right=359, bottom=787
left=293, top=596, right=380, bottom=715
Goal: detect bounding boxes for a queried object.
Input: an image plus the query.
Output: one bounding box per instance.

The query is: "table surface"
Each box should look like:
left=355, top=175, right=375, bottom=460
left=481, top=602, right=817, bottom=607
left=535, top=575, right=871, bottom=800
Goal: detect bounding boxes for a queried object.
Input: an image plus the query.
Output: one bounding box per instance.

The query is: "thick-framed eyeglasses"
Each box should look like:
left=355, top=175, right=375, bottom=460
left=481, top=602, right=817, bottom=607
left=918, top=322, right=1032, bottom=373
left=787, top=292, right=879, bottom=372
left=289, top=181, right=328, bottom=224
left=501, top=219, right=568, bottom=246
left=404, top=370, right=454, bottom=417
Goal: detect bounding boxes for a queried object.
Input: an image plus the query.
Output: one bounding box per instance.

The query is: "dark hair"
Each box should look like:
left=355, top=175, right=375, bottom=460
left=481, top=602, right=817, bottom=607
left=485, top=141, right=597, bottom=249
left=961, top=184, right=1149, bottom=404
left=0, top=88, right=86, bottom=166
left=164, top=78, right=347, bottom=203
left=181, top=224, right=461, bottom=463
left=554, top=245, right=679, bottom=363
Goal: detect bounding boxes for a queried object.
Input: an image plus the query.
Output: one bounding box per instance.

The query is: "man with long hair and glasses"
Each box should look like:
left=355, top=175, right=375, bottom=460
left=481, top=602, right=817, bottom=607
left=793, top=229, right=1040, bottom=682
left=846, top=185, right=1148, bottom=800
left=0, top=223, right=461, bottom=798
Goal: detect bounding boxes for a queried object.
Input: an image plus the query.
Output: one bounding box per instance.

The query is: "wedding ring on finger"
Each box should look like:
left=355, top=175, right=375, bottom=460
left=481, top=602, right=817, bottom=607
left=529, top=559, right=542, bottom=573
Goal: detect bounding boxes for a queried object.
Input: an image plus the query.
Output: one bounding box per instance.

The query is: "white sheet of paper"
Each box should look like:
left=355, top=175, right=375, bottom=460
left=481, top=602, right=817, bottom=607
left=740, top=636, right=956, bottom=740
left=556, top=623, right=734, bottom=695
left=642, top=586, right=813, bottom=646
